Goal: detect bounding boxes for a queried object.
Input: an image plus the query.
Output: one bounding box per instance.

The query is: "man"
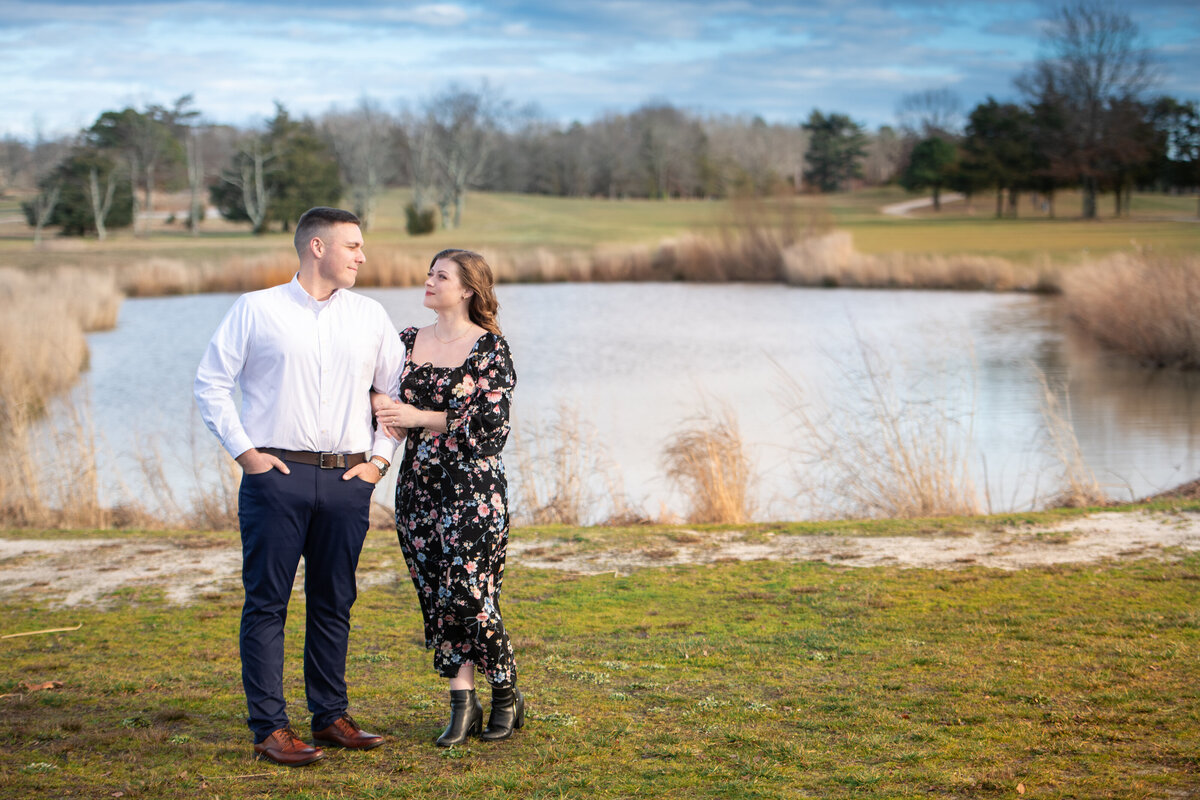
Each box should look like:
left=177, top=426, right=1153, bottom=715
left=195, top=207, right=404, bottom=766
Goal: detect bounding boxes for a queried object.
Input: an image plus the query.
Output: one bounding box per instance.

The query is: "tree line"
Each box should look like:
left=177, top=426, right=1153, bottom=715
left=898, top=3, right=1200, bottom=219
left=2, top=1, right=1196, bottom=239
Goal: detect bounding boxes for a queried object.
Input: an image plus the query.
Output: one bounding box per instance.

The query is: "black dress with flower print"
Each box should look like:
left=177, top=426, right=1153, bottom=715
left=393, top=326, right=517, bottom=687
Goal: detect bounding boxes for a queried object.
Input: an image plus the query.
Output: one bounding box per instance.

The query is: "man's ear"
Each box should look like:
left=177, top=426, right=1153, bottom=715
left=309, top=237, right=324, bottom=259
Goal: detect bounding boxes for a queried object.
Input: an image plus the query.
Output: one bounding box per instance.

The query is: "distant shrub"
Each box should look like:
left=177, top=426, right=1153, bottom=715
left=405, top=203, right=437, bottom=235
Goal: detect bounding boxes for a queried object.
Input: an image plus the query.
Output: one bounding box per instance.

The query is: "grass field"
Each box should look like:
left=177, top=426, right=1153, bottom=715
left=2, top=187, right=1197, bottom=276
left=2, top=511, right=1198, bottom=799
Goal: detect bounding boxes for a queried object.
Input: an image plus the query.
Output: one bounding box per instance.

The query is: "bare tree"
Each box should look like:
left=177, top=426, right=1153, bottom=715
left=89, top=103, right=186, bottom=235
left=87, top=165, right=118, bottom=241
left=0, top=136, right=32, bottom=196
left=28, top=185, right=60, bottom=246
left=220, top=135, right=275, bottom=233
left=1018, top=1, right=1157, bottom=218
left=397, top=108, right=439, bottom=223
left=896, top=89, right=965, bottom=140
left=862, top=126, right=905, bottom=185
left=180, top=123, right=237, bottom=234
left=23, top=132, right=70, bottom=245
left=185, top=131, right=203, bottom=235
left=322, top=97, right=398, bottom=230
left=586, top=112, right=639, bottom=198
left=632, top=104, right=706, bottom=199
left=425, top=84, right=506, bottom=228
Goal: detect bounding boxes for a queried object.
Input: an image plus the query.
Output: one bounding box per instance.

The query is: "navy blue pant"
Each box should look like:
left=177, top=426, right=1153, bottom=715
left=237, top=463, right=375, bottom=743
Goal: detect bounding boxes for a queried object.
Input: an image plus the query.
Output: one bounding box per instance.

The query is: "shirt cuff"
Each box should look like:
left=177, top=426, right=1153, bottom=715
left=371, top=433, right=399, bottom=462
left=223, top=430, right=256, bottom=461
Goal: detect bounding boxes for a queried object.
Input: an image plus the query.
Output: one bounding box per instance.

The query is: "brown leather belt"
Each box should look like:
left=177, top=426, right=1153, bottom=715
left=260, top=448, right=369, bottom=469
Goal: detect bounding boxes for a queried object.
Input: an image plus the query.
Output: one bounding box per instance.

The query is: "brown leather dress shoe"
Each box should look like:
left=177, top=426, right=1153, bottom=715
left=312, top=714, right=384, bottom=750
left=253, top=727, right=325, bottom=767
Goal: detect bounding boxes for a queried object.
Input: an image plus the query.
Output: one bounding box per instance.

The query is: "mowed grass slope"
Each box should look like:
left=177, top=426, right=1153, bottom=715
left=1, top=187, right=1197, bottom=275
left=1, top=526, right=1197, bottom=799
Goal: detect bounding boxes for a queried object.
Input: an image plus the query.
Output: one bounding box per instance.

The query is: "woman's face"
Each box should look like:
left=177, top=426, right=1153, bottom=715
left=423, top=257, right=471, bottom=311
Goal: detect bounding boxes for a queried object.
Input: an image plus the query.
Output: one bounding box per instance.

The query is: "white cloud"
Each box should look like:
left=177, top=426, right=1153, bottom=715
left=0, top=0, right=1195, bottom=139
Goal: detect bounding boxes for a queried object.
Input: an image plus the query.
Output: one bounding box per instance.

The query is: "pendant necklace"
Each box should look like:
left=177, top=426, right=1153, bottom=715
left=434, top=322, right=474, bottom=344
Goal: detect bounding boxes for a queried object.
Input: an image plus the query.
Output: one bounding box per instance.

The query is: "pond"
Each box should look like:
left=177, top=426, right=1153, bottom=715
left=74, top=283, right=1200, bottom=522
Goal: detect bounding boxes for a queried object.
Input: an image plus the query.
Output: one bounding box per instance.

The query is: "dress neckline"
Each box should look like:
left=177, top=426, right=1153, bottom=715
left=406, top=327, right=488, bottom=371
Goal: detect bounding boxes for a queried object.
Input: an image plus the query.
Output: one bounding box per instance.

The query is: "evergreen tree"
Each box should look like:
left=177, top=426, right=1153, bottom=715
left=899, top=137, right=959, bottom=211
left=801, top=110, right=866, bottom=192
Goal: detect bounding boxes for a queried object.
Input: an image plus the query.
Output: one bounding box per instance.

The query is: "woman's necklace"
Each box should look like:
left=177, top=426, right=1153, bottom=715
left=433, top=321, right=474, bottom=344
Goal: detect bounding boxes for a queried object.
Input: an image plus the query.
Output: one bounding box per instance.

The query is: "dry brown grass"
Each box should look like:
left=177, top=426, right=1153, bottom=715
left=48, top=214, right=1051, bottom=303
left=781, top=231, right=1057, bottom=291
left=1061, top=251, right=1200, bottom=368
left=508, top=405, right=645, bottom=526
left=0, top=268, right=125, bottom=528
left=184, top=449, right=242, bottom=530
left=661, top=405, right=756, bottom=524
left=115, top=250, right=431, bottom=297
left=783, top=344, right=982, bottom=520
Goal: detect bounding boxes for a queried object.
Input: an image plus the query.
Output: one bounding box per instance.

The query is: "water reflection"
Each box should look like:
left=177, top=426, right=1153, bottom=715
left=71, top=284, right=1198, bottom=521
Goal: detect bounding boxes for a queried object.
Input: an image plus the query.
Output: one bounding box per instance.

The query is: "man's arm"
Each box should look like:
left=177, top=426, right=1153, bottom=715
left=343, top=307, right=406, bottom=483
left=194, top=297, right=287, bottom=474
left=369, top=308, right=406, bottom=462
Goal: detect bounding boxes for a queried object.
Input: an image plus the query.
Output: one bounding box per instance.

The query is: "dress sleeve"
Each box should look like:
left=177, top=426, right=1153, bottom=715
left=445, top=335, right=515, bottom=459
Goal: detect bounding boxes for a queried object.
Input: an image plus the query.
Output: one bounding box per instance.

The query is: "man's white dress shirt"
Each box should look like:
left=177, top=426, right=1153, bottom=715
left=195, top=274, right=404, bottom=462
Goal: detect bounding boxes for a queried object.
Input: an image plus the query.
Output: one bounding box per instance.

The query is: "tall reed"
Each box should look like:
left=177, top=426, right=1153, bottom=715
left=661, top=405, right=756, bottom=524
left=1035, top=373, right=1107, bottom=508
left=781, top=231, right=1055, bottom=291
left=1061, top=252, right=1200, bottom=368
left=507, top=404, right=644, bottom=526
left=105, top=224, right=1047, bottom=300
left=0, top=268, right=123, bottom=527
left=782, top=343, right=981, bottom=520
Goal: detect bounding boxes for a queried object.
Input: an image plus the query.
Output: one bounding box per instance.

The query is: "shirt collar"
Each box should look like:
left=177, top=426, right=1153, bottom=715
left=286, top=272, right=341, bottom=308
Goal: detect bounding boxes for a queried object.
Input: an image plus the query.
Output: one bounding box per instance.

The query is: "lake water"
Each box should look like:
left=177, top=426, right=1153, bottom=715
left=72, top=283, right=1200, bottom=522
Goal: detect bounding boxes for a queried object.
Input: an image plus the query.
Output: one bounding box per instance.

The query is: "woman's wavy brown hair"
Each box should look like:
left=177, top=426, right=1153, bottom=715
left=429, top=249, right=501, bottom=335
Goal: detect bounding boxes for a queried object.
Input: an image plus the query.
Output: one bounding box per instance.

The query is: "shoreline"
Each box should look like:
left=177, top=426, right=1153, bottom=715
left=3, top=505, right=1198, bottom=608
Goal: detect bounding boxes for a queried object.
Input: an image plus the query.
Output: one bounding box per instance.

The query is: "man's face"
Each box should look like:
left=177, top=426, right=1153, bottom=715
left=316, top=223, right=365, bottom=290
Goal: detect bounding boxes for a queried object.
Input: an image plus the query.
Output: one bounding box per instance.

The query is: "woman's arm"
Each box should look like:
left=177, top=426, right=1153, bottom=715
left=443, top=338, right=515, bottom=458
left=371, top=391, right=419, bottom=439
left=375, top=403, right=447, bottom=435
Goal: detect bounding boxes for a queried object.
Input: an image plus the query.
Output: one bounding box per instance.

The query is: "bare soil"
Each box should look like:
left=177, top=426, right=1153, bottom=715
left=1, top=510, right=1197, bottom=608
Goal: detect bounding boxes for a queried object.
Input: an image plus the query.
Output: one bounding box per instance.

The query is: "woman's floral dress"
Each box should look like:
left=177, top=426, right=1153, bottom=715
left=394, top=326, right=517, bottom=687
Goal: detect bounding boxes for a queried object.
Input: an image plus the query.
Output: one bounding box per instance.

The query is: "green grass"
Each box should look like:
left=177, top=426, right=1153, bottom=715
left=2, top=520, right=1198, bottom=798
left=2, top=186, right=1198, bottom=276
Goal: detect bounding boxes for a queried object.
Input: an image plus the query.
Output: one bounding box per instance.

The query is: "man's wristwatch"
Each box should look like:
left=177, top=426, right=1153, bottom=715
left=369, top=456, right=389, bottom=477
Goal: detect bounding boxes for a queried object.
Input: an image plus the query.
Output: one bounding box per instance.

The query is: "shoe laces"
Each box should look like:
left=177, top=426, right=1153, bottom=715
left=336, top=713, right=360, bottom=732
left=277, top=726, right=306, bottom=746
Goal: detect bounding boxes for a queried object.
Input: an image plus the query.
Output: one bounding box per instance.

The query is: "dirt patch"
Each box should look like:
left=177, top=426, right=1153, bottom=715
left=0, top=536, right=243, bottom=606
left=509, top=511, right=1200, bottom=574
left=1, top=510, right=1197, bottom=607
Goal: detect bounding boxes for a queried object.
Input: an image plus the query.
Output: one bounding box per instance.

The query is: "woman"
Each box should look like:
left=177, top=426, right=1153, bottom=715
left=373, top=249, right=522, bottom=746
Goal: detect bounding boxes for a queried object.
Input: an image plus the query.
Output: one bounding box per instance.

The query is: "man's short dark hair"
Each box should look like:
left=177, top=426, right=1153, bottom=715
left=294, top=207, right=361, bottom=255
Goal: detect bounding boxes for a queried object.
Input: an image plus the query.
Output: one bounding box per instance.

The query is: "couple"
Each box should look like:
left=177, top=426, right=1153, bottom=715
left=194, top=207, right=522, bottom=767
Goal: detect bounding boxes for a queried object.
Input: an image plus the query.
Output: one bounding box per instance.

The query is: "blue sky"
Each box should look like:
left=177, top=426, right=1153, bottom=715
left=1, top=0, right=1197, bottom=139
